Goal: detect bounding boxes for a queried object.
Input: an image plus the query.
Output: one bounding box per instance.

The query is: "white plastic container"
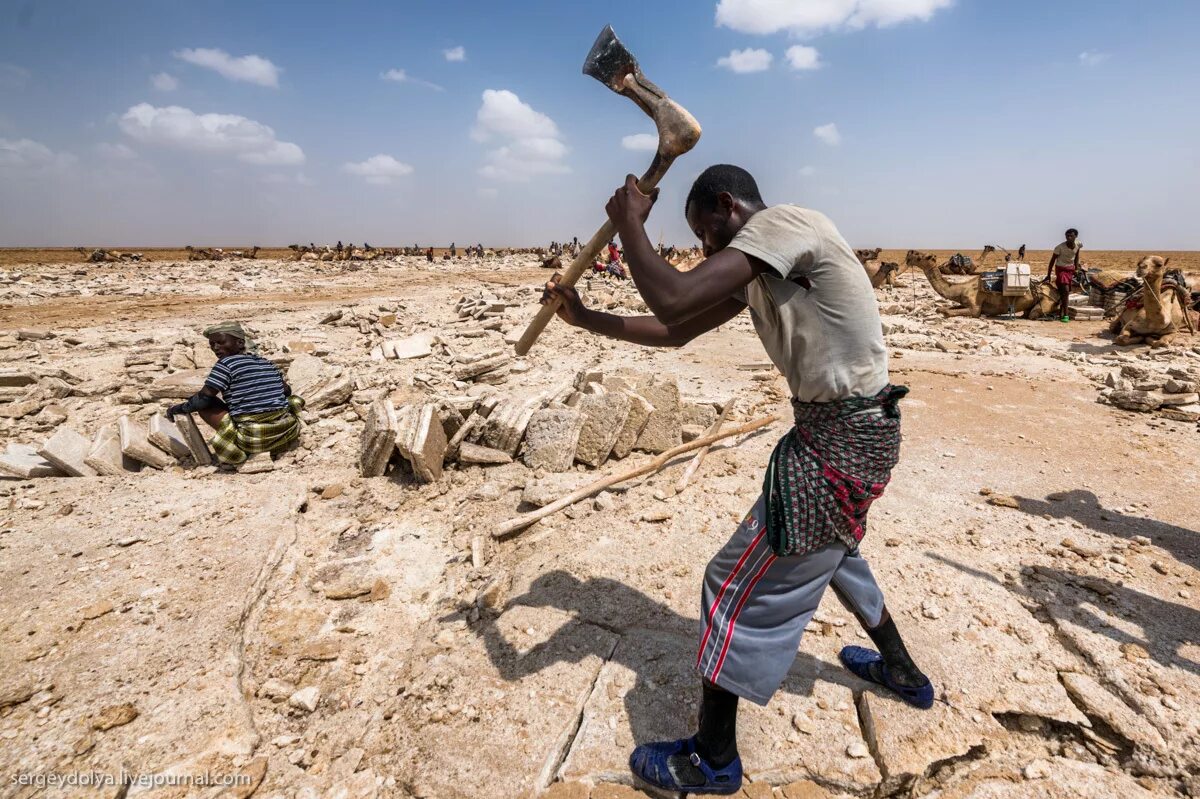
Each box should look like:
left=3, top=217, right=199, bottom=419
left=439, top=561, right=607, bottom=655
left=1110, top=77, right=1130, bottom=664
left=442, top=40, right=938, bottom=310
left=1003, top=263, right=1031, bottom=296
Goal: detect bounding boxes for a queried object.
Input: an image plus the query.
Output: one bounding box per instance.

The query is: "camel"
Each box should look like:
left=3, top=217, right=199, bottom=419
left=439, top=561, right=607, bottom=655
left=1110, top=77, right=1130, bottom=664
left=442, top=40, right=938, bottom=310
left=907, top=250, right=1058, bottom=318
left=855, top=249, right=899, bottom=288
left=939, top=246, right=1004, bottom=276
left=1110, top=256, right=1195, bottom=347
left=76, top=247, right=119, bottom=263
left=185, top=246, right=223, bottom=261
left=854, top=248, right=882, bottom=266
left=871, top=261, right=900, bottom=289
left=226, top=246, right=260, bottom=259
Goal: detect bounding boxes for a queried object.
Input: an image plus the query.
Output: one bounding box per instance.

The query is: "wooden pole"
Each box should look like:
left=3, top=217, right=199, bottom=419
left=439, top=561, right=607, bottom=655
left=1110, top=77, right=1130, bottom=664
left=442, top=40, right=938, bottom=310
left=674, top=401, right=732, bottom=494
left=492, top=415, right=778, bottom=539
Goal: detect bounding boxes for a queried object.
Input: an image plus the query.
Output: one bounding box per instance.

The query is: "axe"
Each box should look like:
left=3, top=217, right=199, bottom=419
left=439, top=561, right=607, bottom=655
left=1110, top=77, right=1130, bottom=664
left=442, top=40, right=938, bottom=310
left=514, top=25, right=702, bottom=356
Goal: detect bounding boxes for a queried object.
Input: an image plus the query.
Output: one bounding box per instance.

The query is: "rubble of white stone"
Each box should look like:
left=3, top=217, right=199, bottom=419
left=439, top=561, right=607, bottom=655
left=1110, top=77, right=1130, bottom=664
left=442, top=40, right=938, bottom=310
left=0, top=412, right=211, bottom=479
left=1097, top=364, right=1200, bottom=420
left=360, top=368, right=724, bottom=481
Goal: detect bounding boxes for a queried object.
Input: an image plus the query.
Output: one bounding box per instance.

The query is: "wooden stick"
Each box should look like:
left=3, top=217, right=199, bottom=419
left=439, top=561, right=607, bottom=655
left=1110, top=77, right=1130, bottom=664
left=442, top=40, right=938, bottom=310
left=675, top=401, right=732, bottom=494
left=492, top=414, right=778, bottom=538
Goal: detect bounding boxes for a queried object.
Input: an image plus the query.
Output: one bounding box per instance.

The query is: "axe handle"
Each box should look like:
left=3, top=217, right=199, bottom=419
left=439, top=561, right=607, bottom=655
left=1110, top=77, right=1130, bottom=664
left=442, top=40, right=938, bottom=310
left=515, top=154, right=672, bottom=356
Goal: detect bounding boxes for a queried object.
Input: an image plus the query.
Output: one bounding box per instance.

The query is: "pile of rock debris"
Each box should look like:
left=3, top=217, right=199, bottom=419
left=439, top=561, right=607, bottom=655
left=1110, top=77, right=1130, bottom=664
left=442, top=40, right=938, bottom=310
left=360, top=368, right=723, bottom=482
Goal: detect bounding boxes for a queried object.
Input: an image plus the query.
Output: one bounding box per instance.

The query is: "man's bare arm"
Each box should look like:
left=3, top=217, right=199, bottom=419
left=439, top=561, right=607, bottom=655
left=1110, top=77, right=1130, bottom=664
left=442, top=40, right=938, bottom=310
left=605, top=175, right=766, bottom=326
left=621, top=225, right=764, bottom=326
left=575, top=297, right=746, bottom=348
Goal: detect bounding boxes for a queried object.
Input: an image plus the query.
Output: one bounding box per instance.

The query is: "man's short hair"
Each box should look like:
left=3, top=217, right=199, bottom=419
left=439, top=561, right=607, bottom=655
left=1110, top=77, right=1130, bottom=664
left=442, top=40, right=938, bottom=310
left=1065, top=228, right=1079, bottom=236
left=685, top=164, right=764, bottom=216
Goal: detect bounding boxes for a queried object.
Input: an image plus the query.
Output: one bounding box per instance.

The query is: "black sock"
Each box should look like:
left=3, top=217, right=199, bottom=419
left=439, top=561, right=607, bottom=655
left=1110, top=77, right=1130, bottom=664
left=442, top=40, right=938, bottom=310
left=696, top=683, right=739, bottom=766
left=866, top=616, right=928, bottom=688
left=666, top=683, right=739, bottom=785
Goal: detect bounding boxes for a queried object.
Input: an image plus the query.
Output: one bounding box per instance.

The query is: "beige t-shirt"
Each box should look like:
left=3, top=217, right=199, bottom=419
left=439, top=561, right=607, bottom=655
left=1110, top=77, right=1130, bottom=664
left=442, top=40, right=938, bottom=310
left=1053, top=241, right=1081, bottom=267
left=728, top=205, right=888, bottom=403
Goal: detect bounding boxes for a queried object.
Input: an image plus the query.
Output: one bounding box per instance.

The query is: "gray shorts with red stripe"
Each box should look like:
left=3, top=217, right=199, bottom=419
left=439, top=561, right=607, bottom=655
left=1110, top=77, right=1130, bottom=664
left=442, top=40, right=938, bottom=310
left=696, top=493, right=887, bottom=705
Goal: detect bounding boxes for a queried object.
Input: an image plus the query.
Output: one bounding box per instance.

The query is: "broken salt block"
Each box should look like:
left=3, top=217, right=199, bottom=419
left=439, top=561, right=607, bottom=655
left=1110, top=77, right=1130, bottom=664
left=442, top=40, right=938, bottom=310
left=986, top=494, right=1020, bottom=509
left=480, top=394, right=543, bottom=456
left=0, top=443, right=63, bottom=478
left=173, top=413, right=212, bottom=466
left=633, top=377, right=682, bottom=453
left=386, top=332, right=436, bottom=360
left=118, top=416, right=174, bottom=469
left=610, top=391, right=654, bottom=460
left=360, top=399, right=399, bottom=477
left=37, top=427, right=97, bottom=477
left=574, top=391, right=631, bottom=467
left=0, top=368, right=36, bottom=388
left=522, top=407, right=584, bottom=472
left=85, top=425, right=142, bottom=475
left=145, top=369, right=208, bottom=399
left=396, top=404, right=446, bottom=482
left=457, top=442, right=512, bottom=465
left=147, top=414, right=191, bottom=461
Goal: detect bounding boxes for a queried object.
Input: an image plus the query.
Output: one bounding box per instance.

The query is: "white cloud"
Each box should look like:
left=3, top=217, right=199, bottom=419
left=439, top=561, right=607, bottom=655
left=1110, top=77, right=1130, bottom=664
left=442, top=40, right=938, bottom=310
left=0, top=137, right=76, bottom=171
left=151, top=72, right=179, bottom=91
left=472, top=90, right=570, bottom=182
left=716, top=0, right=954, bottom=36
left=173, top=48, right=280, bottom=88
left=785, top=45, right=822, bottom=71
left=96, top=142, right=137, bottom=160
left=717, top=48, right=773, bottom=73
left=472, top=89, right=560, bottom=142
left=118, top=103, right=305, bottom=165
left=0, top=63, right=31, bottom=90
left=1079, top=50, right=1110, bottom=67
left=621, top=133, right=659, bottom=152
left=381, top=68, right=444, bottom=91
left=799, top=165, right=816, bottom=176
left=342, top=154, right=414, bottom=185
left=443, top=46, right=466, bottom=62
left=813, top=123, right=841, bottom=146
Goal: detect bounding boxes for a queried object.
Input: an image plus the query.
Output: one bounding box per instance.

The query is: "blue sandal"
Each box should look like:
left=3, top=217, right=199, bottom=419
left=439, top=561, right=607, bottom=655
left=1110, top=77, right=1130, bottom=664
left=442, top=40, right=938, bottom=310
left=839, top=645, right=934, bottom=709
left=629, top=736, right=743, bottom=795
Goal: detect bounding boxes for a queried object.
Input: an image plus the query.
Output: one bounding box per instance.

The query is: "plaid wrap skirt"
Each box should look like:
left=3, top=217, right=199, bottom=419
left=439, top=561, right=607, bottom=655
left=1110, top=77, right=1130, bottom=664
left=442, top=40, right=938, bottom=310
left=762, top=385, right=907, bottom=557
left=210, top=395, right=304, bottom=465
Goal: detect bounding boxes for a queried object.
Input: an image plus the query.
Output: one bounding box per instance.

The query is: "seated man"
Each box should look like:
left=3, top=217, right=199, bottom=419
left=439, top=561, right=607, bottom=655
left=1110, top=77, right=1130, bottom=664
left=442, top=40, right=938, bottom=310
left=167, top=322, right=303, bottom=466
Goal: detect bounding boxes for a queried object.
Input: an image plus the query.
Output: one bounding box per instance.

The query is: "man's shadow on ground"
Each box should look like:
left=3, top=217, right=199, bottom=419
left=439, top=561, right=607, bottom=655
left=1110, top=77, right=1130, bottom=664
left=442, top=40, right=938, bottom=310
left=932, top=554, right=1199, bottom=677
left=461, top=570, right=866, bottom=750
left=1013, top=488, right=1199, bottom=573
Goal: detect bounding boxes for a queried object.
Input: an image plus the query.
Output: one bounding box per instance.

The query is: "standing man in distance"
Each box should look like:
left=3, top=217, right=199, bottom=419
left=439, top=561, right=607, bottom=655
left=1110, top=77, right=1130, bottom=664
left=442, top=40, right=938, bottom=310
left=1046, top=228, right=1082, bottom=322
left=542, top=165, right=933, bottom=795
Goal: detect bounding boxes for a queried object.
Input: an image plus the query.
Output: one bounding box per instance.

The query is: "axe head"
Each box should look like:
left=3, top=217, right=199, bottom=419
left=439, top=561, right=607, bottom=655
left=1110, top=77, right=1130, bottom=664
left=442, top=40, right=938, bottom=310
left=582, top=25, right=701, bottom=159
left=583, top=25, right=639, bottom=94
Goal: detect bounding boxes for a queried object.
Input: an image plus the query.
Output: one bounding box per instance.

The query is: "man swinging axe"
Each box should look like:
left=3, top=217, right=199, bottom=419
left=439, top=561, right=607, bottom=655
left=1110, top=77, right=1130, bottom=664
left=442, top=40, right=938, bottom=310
left=527, top=27, right=933, bottom=798
left=544, top=164, right=935, bottom=795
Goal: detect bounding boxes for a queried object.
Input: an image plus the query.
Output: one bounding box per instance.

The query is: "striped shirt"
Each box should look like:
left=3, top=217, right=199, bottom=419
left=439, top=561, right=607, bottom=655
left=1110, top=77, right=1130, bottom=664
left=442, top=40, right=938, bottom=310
left=204, top=354, right=289, bottom=417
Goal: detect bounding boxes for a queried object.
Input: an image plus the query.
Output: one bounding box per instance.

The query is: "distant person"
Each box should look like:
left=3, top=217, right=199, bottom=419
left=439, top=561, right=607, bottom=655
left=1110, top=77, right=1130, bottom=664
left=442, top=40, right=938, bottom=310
left=336, top=240, right=343, bottom=254
left=1046, top=228, right=1081, bottom=322
left=449, top=242, right=457, bottom=258
left=167, top=322, right=303, bottom=467
left=1017, top=244, right=1026, bottom=261
left=426, top=247, right=434, bottom=263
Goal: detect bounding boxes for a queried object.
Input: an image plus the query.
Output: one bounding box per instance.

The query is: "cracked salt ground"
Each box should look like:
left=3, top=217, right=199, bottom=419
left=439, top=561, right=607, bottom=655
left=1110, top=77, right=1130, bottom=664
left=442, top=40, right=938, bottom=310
left=1, top=255, right=1199, bottom=798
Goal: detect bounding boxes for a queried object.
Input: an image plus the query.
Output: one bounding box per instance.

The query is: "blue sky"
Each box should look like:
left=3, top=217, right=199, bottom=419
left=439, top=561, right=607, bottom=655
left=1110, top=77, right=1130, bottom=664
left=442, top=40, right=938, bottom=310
left=1, top=0, right=1198, bottom=249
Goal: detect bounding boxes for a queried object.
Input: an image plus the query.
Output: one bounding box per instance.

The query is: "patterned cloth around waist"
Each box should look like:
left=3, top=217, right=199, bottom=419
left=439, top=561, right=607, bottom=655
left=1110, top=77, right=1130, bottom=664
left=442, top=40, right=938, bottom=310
left=210, top=395, right=304, bottom=465
left=762, top=384, right=908, bottom=557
